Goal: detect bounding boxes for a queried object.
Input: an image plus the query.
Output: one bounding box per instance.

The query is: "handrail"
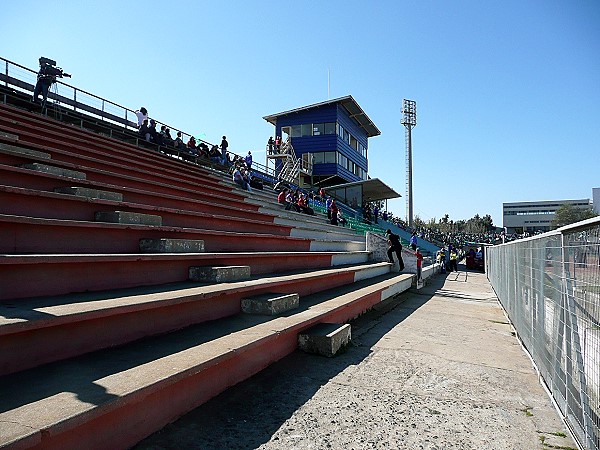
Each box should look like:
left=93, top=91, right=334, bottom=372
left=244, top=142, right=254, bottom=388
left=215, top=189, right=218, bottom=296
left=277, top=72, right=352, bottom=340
left=0, top=56, right=216, bottom=149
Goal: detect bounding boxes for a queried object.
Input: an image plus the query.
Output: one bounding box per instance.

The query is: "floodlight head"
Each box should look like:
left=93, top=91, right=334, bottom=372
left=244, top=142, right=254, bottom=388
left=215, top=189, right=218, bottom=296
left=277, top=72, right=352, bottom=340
left=401, top=99, right=417, bottom=127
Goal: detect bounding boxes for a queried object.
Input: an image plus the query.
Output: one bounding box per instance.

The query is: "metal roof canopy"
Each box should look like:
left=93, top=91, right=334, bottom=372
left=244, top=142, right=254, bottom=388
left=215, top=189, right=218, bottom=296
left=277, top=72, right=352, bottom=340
left=263, top=95, right=381, bottom=138
left=326, top=178, right=401, bottom=202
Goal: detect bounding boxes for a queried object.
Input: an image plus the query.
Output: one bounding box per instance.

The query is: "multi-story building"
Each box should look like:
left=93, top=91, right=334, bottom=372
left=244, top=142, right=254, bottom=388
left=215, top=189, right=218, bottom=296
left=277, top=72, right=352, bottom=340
left=263, top=96, right=380, bottom=187
left=503, top=198, right=593, bottom=234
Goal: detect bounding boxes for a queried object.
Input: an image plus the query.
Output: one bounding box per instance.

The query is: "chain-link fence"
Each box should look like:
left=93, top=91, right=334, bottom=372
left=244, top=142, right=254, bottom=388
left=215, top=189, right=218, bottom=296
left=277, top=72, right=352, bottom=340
left=487, top=217, right=600, bottom=450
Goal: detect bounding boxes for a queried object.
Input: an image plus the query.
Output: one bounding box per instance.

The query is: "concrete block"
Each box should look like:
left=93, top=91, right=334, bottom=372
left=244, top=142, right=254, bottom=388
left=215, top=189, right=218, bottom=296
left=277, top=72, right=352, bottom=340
left=95, top=211, right=162, bottom=226
left=54, top=186, right=123, bottom=201
left=0, top=132, right=19, bottom=142
left=298, top=323, right=351, bottom=357
left=189, top=265, right=251, bottom=283
left=139, top=238, right=205, bottom=253
left=241, top=293, right=299, bottom=315
left=0, top=142, right=50, bottom=159
left=20, top=162, right=85, bottom=179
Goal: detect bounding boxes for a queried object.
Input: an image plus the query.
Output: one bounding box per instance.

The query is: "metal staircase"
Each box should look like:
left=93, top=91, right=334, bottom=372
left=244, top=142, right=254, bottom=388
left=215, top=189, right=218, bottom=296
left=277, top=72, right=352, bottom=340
left=267, top=137, right=313, bottom=185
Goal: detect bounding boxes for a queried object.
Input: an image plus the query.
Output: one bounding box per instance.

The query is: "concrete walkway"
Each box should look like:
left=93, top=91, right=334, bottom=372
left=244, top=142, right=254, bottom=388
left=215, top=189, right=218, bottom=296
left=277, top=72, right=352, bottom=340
left=135, top=268, right=578, bottom=450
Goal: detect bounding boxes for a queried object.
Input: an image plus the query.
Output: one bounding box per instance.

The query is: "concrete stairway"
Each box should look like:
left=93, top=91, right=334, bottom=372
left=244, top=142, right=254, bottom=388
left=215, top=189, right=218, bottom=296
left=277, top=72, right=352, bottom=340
left=0, top=101, right=414, bottom=449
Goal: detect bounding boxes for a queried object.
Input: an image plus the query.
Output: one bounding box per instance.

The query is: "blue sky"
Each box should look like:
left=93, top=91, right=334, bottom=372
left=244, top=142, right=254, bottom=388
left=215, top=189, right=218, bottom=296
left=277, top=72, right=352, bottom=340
left=3, top=0, right=599, bottom=226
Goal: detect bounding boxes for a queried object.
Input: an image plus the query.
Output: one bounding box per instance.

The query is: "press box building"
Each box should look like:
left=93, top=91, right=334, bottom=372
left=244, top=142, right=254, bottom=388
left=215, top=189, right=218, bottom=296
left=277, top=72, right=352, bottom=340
left=263, top=96, right=380, bottom=187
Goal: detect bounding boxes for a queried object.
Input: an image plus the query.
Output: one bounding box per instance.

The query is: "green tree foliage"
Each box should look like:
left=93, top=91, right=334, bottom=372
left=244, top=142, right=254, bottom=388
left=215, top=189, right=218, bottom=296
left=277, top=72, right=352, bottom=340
left=551, top=204, right=598, bottom=228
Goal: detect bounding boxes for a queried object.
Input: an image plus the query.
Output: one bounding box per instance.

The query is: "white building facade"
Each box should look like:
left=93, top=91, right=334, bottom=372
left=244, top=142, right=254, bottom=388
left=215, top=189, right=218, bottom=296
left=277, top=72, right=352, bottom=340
left=503, top=198, right=593, bottom=234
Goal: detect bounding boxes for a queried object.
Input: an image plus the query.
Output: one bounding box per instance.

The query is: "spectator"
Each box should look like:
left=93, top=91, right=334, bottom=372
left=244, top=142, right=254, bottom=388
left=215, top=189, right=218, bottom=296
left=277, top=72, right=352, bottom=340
left=449, top=248, right=458, bottom=272
left=186, top=136, right=197, bottom=155
left=278, top=188, right=290, bottom=208
left=139, top=119, right=151, bottom=141
left=162, top=127, right=173, bottom=146
left=416, top=247, right=424, bottom=280
left=385, top=229, right=405, bottom=271
left=326, top=197, right=333, bottom=221
left=330, top=200, right=339, bottom=225
left=410, top=232, right=418, bottom=251
left=245, top=151, right=253, bottom=169
left=220, top=136, right=228, bottom=165
left=148, top=119, right=160, bottom=144
left=134, top=107, right=148, bottom=128
left=337, top=210, right=347, bottom=226
left=275, top=135, right=281, bottom=151
left=232, top=165, right=249, bottom=191
left=174, top=132, right=186, bottom=150
left=297, top=194, right=314, bottom=215
left=267, top=137, right=274, bottom=154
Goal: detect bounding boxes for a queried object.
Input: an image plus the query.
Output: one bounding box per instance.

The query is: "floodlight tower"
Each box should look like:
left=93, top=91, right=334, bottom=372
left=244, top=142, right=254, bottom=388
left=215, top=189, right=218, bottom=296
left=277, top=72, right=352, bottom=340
left=401, top=99, right=416, bottom=229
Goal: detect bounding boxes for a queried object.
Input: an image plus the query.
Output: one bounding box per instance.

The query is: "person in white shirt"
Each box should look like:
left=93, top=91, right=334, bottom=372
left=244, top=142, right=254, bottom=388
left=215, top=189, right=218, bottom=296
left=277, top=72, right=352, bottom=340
left=134, top=107, right=148, bottom=128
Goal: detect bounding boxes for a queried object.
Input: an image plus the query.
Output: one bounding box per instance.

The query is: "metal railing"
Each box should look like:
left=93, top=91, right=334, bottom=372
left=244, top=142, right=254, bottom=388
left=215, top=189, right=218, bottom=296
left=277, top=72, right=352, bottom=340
left=487, top=217, right=600, bottom=450
left=0, top=56, right=203, bottom=147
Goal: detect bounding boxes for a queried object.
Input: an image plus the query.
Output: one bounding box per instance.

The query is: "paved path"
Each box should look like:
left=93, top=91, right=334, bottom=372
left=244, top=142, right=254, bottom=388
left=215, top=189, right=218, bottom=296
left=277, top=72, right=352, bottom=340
left=135, top=269, right=578, bottom=450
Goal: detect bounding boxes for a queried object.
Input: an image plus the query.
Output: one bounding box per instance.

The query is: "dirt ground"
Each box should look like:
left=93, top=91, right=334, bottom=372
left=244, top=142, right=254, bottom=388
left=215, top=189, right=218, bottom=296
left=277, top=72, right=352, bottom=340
left=135, top=269, right=579, bottom=450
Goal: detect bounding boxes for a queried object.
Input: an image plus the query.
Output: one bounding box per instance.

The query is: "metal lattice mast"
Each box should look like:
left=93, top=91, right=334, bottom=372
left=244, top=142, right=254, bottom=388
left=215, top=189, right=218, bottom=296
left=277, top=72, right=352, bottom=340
left=401, top=99, right=416, bottom=228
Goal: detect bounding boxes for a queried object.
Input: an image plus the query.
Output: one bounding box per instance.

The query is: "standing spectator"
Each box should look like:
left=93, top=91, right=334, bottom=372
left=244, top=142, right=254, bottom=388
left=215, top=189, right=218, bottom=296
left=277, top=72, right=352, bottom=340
left=449, top=248, right=458, bottom=272
left=385, top=229, right=405, bottom=271
left=330, top=200, right=339, bottom=225
left=267, top=137, right=274, bottom=154
left=410, top=232, right=418, bottom=251
left=373, top=205, right=379, bottom=224
left=220, top=136, right=229, bottom=165
left=326, top=197, right=333, bottom=221
left=245, top=151, right=253, bottom=169
left=275, top=135, right=281, bottom=151
left=416, top=247, right=424, bottom=280
left=134, top=107, right=148, bottom=128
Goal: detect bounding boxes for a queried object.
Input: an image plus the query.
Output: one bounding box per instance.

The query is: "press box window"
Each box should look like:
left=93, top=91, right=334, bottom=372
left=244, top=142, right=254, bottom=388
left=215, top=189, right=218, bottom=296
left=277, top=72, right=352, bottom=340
left=291, top=125, right=301, bottom=137
left=313, top=123, right=324, bottom=136
left=324, top=122, right=336, bottom=134
left=301, top=124, right=312, bottom=136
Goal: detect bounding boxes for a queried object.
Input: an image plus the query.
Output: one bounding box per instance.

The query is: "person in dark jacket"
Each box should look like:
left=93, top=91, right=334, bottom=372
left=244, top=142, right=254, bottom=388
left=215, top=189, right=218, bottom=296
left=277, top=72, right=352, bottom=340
left=386, top=229, right=405, bottom=271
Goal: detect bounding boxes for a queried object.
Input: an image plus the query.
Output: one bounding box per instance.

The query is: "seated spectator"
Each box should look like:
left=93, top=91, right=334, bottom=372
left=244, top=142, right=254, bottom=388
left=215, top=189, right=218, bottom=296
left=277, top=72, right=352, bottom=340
left=278, top=188, right=288, bottom=205
left=187, top=136, right=197, bottom=152
left=297, top=193, right=314, bottom=215
left=197, top=142, right=210, bottom=158
left=148, top=119, right=161, bottom=144
left=209, top=144, right=222, bottom=163
left=174, top=132, right=186, bottom=150
left=285, top=190, right=299, bottom=212
left=139, top=119, right=151, bottom=141
left=232, top=165, right=250, bottom=191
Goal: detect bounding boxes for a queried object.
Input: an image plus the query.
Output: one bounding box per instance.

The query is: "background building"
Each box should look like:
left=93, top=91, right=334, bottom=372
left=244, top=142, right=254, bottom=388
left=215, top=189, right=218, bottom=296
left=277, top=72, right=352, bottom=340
left=503, top=198, right=593, bottom=234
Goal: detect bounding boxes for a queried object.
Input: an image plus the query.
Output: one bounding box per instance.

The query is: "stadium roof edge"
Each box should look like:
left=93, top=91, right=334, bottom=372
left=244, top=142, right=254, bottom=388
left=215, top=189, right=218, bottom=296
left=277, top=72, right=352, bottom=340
left=263, top=95, right=381, bottom=138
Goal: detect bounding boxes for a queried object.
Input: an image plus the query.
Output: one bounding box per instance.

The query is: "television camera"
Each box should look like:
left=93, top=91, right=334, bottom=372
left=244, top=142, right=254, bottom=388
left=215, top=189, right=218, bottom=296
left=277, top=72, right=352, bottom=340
left=38, top=56, right=71, bottom=79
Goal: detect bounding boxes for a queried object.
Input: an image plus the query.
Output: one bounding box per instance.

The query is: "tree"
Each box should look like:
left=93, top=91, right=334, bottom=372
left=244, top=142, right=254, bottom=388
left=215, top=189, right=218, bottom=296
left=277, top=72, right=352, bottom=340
left=552, top=204, right=598, bottom=228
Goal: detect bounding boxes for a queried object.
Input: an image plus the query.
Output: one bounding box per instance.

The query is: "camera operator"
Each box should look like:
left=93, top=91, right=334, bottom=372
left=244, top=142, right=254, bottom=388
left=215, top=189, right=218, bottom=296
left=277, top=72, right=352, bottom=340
left=32, top=57, right=71, bottom=106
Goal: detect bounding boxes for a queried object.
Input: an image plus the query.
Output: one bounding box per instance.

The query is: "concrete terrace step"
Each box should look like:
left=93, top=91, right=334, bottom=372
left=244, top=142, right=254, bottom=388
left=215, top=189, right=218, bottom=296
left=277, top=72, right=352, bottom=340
left=0, top=164, right=267, bottom=218
left=0, top=108, right=229, bottom=192
left=0, top=185, right=294, bottom=236
left=0, top=214, right=312, bottom=254
left=0, top=272, right=412, bottom=450
left=0, top=250, right=371, bottom=300
left=0, top=262, right=396, bottom=375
